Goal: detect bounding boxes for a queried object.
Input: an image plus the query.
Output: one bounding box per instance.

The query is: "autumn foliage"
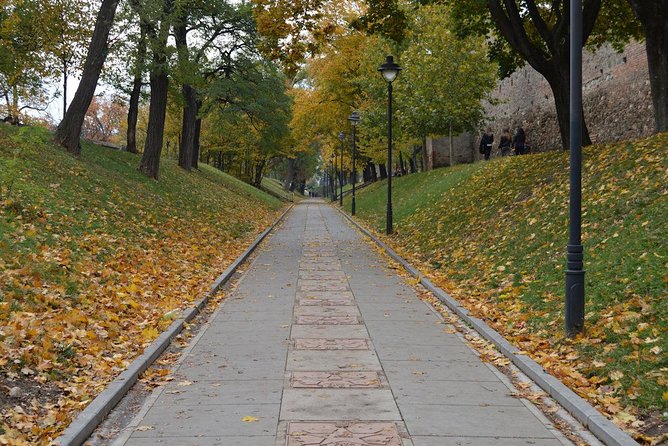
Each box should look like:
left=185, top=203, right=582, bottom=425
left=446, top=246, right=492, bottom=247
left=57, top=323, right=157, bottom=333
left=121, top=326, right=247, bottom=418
left=0, top=125, right=283, bottom=444
left=348, top=134, right=667, bottom=443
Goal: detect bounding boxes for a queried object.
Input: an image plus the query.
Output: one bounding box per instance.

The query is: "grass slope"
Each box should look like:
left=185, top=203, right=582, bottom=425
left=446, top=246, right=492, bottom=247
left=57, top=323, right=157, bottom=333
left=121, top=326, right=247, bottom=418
left=261, top=177, right=303, bottom=202
left=0, top=125, right=283, bottom=444
left=346, top=134, right=667, bottom=441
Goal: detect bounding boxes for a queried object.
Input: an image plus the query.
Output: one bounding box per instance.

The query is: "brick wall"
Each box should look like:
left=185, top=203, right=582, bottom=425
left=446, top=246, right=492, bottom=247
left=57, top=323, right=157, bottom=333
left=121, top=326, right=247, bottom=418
left=429, top=40, right=654, bottom=164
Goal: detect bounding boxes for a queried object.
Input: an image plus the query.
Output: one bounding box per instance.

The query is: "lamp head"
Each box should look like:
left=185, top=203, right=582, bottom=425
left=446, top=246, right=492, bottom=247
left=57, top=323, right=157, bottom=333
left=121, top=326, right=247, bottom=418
left=348, top=111, right=360, bottom=126
left=338, top=131, right=345, bottom=140
left=378, top=55, right=401, bottom=83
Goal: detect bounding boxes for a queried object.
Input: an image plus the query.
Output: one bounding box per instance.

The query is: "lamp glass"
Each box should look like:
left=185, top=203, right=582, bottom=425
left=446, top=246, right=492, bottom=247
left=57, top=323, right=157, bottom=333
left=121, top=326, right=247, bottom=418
left=382, top=69, right=399, bottom=83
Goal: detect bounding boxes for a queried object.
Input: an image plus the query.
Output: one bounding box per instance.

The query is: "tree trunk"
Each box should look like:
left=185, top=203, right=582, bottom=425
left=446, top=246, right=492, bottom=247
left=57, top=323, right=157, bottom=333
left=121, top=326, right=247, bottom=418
left=546, top=64, right=592, bottom=149
left=62, top=62, right=67, bottom=118
left=379, top=163, right=387, bottom=180
left=139, top=71, right=168, bottom=179
left=284, top=158, right=295, bottom=189
left=54, top=0, right=121, bottom=155
left=253, top=159, right=266, bottom=187
left=192, top=114, right=202, bottom=168
left=126, top=76, right=142, bottom=153
left=449, top=122, right=454, bottom=166
left=421, top=136, right=428, bottom=171
left=138, top=0, right=171, bottom=179
left=178, top=84, right=197, bottom=171
left=174, top=19, right=198, bottom=171
left=629, top=0, right=668, bottom=132
left=126, top=23, right=147, bottom=154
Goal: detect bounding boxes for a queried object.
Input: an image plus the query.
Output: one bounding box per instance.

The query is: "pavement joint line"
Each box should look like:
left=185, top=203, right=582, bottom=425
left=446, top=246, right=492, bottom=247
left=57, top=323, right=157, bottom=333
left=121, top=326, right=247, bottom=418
left=53, top=205, right=294, bottom=446
left=335, top=206, right=640, bottom=446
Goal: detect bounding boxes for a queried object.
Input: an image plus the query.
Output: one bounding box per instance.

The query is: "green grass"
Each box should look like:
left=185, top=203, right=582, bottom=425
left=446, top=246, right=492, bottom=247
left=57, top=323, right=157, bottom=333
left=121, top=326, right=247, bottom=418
left=261, top=177, right=303, bottom=202
left=345, top=134, right=667, bottom=421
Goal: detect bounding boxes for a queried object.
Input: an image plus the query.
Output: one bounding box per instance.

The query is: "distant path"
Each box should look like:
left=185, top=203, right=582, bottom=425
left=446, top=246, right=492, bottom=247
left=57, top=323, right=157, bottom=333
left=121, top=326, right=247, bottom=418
left=109, top=200, right=573, bottom=445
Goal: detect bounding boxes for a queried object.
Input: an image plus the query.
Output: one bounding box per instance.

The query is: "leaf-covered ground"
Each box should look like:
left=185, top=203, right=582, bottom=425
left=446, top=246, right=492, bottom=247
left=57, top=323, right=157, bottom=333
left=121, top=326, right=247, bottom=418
left=346, top=134, right=667, bottom=443
left=0, top=126, right=283, bottom=444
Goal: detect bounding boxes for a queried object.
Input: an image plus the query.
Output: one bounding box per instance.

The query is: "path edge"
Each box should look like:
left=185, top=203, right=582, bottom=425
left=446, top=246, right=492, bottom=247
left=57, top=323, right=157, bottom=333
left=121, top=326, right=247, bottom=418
left=53, top=205, right=293, bottom=446
left=336, top=208, right=639, bottom=446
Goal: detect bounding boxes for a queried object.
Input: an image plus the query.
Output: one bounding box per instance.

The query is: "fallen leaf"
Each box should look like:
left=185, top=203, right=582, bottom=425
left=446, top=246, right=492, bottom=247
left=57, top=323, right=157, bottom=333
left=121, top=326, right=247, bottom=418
left=242, top=416, right=260, bottom=422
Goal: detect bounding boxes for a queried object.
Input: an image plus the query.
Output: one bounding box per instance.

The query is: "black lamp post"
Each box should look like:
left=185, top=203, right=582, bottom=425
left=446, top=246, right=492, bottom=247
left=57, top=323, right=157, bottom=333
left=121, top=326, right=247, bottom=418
left=565, top=0, right=585, bottom=336
left=379, top=55, right=401, bottom=235
left=338, top=132, right=345, bottom=206
left=348, top=111, right=360, bottom=216
left=329, top=154, right=336, bottom=201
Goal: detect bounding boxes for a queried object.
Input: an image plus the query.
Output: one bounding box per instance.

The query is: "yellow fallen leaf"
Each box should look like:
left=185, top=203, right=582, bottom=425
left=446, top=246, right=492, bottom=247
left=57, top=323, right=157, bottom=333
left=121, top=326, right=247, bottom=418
left=662, top=391, right=668, bottom=402
left=609, top=371, right=624, bottom=381
left=242, top=416, right=260, bottom=422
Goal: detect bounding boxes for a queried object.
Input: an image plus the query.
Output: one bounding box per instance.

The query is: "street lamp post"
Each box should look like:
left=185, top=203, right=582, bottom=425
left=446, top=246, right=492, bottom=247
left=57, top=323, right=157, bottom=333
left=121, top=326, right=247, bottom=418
left=348, top=111, right=360, bottom=215
left=565, top=0, right=585, bottom=336
left=379, top=55, right=401, bottom=235
left=329, top=155, right=336, bottom=202
left=338, top=132, right=345, bottom=206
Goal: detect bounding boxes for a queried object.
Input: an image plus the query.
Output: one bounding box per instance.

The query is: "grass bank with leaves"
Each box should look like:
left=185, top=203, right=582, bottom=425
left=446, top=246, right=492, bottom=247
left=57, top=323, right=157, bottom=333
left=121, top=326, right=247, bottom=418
left=0, top=125, right=283, bottom=444
left=345, top=134, right=667, bottom=443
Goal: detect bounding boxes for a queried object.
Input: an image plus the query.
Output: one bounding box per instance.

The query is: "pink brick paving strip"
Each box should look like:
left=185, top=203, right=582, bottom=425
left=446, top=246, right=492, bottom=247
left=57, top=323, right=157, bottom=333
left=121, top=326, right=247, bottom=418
left=286, top=422, right=403, bottom=446
left=297, top=297, right=356, bottom=306
left=299, top=283, right=350, bottom=292
left=293, top=339, right=369, bottom=350
left=295, top=315, right=360, bottom=325
left=290, top=372, right=382, bottom=389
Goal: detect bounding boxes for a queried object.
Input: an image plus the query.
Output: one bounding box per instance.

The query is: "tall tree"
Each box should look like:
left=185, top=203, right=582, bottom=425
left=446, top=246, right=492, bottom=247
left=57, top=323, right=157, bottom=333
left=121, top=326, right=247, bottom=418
left=400, top=4, right=497, bottom=164
left=172, top=0, right=255, bottom=171
left=54, top=0, right=121, bottom=155
left=628, top=0, right=668, bottom=132
left=138, top=0, right=172, bottom=179
left=44, top=0, right=93, bottom=118
left=125, top=15, right=150, bottom=153
left=0, top=0, right=50, bottom=123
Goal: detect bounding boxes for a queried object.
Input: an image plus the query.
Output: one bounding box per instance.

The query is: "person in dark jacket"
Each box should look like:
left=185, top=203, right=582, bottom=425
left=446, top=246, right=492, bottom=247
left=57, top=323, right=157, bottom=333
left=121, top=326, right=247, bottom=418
left=479, top=127, right=494, bottom=160
left=499, top=128, right=512, bottom=156
left=512, top=125, right=526, bottom=155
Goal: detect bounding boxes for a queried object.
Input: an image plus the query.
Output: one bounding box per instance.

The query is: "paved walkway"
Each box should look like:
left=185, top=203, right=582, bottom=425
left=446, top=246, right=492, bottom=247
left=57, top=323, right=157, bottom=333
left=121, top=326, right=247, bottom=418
left=112, top=201, right=573, bottom=446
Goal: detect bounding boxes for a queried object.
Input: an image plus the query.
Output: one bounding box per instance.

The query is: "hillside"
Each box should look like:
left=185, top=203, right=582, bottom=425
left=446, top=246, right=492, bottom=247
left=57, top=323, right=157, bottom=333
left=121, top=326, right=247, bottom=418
left=0, top=125, right=283, bottom=444
left=345, top=134, right=667, bottom=442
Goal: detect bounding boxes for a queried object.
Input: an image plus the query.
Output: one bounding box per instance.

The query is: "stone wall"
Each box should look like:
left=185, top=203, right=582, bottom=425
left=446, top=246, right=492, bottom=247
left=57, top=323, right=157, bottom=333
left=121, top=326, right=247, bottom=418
left=426, top=133, right=476, bottom=168
left=482, top=40, right=654, bottom=153
left=429, top=40, right=654, bottom=165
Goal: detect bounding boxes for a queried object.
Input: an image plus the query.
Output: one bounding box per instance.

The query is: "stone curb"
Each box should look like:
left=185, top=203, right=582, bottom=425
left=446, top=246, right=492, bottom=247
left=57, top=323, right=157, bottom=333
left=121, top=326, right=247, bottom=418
left=53, top=205, right=293, bottom=446
left=337, top=209, right=639, bottom=446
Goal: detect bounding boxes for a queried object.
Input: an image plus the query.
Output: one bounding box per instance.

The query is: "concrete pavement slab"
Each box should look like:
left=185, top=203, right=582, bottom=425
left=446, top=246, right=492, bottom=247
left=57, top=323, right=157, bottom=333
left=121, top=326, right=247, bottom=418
left=399, top=404, right=556, bottom=438
left=392, top=380, right=524, bottom=406
left=410, top=437, right=564, bottom=446
left=129, top=404, right=280, bottom=438
left=382, top=360, right=500, bottom=382
left=280, top=389, right=401, bottom=421
left=152, top=379, right=284, bottom=406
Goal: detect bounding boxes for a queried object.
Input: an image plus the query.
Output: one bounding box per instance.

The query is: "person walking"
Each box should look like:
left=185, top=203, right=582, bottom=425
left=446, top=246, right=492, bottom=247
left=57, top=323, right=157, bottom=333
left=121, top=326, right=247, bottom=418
left=479, top=127, right=494, bottom=160
left=499, top=128, right=512, bottom=156
left=512, top=125, right=526, bottom=155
